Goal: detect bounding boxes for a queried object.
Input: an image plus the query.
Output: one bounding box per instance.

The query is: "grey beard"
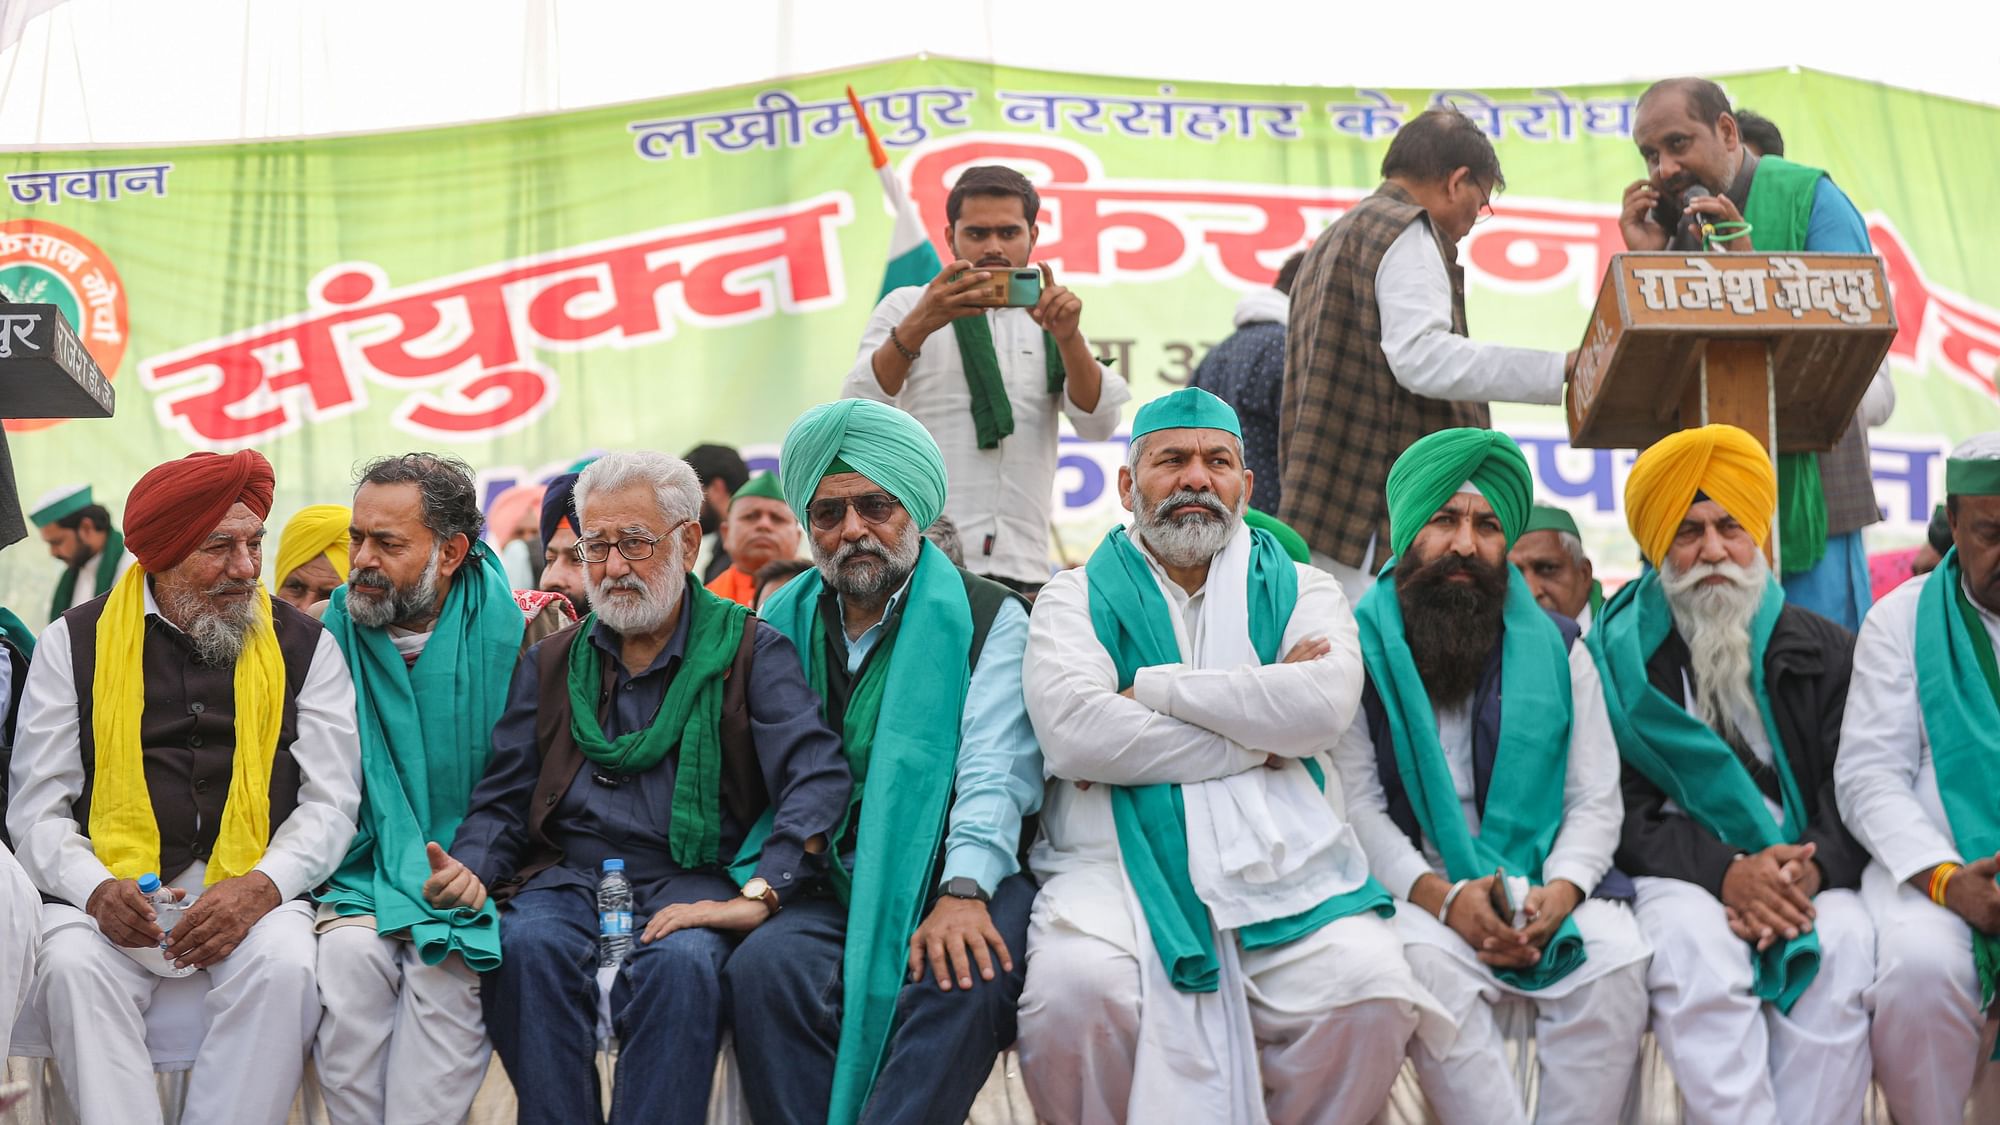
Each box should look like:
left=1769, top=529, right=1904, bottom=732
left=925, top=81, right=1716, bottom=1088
left=1131, top=487, right=1243, bottom=568
left=160, top=581, right=259, bottom=666
left=1663, top=554, right=1769, bottom=744
left=346, top=546, right=441, bottom=630
left=591, top=563, right=686, bottom=635
left=814, top=530, right=921, bottom=603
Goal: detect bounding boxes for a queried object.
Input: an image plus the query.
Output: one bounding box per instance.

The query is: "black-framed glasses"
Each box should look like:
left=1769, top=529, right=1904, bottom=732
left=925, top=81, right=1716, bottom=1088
left=574, top=519, right=691, bottom=564
left=1473, top=182, right=1496, bottom=225
left=806, top=493, right=902, bottom=531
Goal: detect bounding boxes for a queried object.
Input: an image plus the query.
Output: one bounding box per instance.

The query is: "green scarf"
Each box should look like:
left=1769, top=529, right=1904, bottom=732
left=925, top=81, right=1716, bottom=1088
left=0, top=607, right=34, bottom=661
left=318, top=545, right=521, bottom=971
left=1085, top=525, right=1391, bottom=993
left=733, top=540, right=969, bottom=1125
left=1744, top=155, right=1834, bottom=576
left=1588, top=569, right=1819, bottom=1011
left=566, top=579, right=748, bottom=869
left=49, top=527, right=123, bottom=622
left=951, top=314, right=1066, bottom=449
left=1911, top=547, right=2000, bottom=1044
left=1587, top=579, right=1605, bottom=621
left=1356, top=562, right=1585, bottom=990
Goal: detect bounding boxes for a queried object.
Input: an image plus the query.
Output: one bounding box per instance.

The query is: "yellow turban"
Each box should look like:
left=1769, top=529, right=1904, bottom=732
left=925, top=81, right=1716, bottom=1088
left=274, top=504, right=352, bottom=587
left=1624, top=424, right=1776, bottom=566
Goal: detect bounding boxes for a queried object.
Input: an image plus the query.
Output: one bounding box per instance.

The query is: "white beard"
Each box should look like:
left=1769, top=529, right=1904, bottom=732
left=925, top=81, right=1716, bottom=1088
left=591, top=560, right=686, bottom=635
left=1131, top=486, right=1245, bottom=569
left=1662, top=553, right=1770, bottom=744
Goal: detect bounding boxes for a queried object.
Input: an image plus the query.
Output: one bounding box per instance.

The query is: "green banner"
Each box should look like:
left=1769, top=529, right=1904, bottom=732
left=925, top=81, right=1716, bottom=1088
left=5, top=57, right=1998, bottom=620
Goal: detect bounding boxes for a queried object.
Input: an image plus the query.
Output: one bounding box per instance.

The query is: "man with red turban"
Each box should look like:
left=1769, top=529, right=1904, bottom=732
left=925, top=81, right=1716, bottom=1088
left=7, top=450, right=363, bottom=1125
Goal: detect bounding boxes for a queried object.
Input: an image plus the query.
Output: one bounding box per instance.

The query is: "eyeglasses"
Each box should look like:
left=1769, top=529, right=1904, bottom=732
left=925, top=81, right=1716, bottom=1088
left=574, top=520, right=689, bottom=564
left=1473, top=182, right=1496, bottom=226
left=806, top=493, right=903, bottom=531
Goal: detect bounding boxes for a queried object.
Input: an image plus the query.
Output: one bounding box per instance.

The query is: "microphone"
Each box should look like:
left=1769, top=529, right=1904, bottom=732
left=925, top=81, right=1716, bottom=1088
left=1676, top=184, right=1714, bottom=248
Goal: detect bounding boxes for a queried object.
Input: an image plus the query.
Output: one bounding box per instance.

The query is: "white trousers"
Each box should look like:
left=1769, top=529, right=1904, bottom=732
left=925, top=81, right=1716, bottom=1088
left=1859, top=862, right=1986, bottom=1125
left=1403, top=930, right=1650, bottom=1124
left=313, top=923, right=490, bottom=1125
left=1018, top=876, right=1426, bottom=1125
left=0, top=844, right=36, bottom=1038
left=1634, top=876, right=1874, bottom=1125
left=28, top=897, right=320, bottom=1125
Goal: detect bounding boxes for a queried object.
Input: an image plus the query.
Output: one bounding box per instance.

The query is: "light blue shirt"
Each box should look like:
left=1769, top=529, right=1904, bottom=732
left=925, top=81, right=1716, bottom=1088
left=1804, top=175, right=1870, bottom=253
left=843, top=580, right=1042, bottom=895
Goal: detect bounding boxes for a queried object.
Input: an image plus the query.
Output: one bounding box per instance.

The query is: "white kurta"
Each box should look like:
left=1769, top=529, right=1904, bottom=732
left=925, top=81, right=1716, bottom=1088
left=1836, top=575, right=1994, bottom=1125
left=1334, top=641, right=1650, bottom=1124
left=1019, top=530, right=1450, bottom=1125
left=0, top=842, right=36, bottom=1040
left=6, top=583, right=362, bottom=1125
left=843, top=287, right=1131, bottom=585
left=313, top=626, right=493, bottom=1125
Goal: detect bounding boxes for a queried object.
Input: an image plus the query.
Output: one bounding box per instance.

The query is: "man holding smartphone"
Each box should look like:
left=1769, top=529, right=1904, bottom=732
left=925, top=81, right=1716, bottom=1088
left=843, top=165, right=1130, bottom=596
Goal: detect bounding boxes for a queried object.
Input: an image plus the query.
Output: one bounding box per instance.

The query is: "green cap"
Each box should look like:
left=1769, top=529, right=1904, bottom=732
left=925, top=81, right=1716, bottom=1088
left=1946, top=433, right=2000, bottom=496
left=731, top=470, right=786, bottom=508
left=29, top=484, right=91, bottom=527
left=1521, top=502, right=1581, bottom=539
left=1130, top=387, right=1242, bottom=441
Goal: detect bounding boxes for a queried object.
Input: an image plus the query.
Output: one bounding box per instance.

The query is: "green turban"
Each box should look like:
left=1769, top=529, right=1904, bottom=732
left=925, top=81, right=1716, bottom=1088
left=779, top=399, right=949, bottom=528
left=1522, top=502, right=1581, bottom=539
left=1385, top=428, right=1533, bottom=559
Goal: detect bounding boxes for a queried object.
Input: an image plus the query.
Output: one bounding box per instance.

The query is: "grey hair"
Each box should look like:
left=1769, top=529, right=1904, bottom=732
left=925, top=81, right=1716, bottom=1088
left=355, top=453, right=483, bottom=544
left=1554, top=530, right=1588, bottom=567
left=574, top=451, right=703, bottom=541
left=924, top=514, right=966, bottom=566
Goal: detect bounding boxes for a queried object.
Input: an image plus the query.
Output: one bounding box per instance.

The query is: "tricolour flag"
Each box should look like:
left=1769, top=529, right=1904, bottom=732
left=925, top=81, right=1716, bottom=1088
left=847, top=85, right=941, bottom=300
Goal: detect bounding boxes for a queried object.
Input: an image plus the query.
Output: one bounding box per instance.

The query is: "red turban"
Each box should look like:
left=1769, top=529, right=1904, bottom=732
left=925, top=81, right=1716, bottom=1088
left=123, top=451, right=276, bottom=572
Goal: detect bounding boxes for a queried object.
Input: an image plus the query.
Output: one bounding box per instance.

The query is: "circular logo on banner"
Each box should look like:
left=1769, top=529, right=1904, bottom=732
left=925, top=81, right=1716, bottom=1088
left=0, top=219, right=128, bottom=433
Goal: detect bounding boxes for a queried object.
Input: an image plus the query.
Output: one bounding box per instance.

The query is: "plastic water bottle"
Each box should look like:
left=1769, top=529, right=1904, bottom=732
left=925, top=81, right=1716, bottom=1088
left=126, top=872, right=196, bottom=978
left=597, top=858, right=633, bottom=970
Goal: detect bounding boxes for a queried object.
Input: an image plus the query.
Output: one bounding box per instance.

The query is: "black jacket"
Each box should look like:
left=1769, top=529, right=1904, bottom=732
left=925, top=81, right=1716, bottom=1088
left=1613, top=603, right=1868, bottom=897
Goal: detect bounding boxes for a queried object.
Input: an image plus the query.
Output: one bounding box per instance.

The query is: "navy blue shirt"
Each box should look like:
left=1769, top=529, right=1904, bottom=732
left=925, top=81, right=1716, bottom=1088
left=452, top=589, right=851, bottom=913
left=1190, top=318, right=1286, bottom=514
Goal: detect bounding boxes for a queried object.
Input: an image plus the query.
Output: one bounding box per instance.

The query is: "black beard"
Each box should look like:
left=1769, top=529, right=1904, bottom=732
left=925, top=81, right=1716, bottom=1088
left=1395, top=550, right=1508, bottom=705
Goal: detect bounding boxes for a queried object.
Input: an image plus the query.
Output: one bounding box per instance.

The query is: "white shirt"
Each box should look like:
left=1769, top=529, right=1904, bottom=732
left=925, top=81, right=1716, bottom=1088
left=843, top=287, right=1131, bottom=585
left=1335, top=641, right=1624, bottom=899
left=1024, top=537, right=1363, bottom=863
left=1835, top=575, right=1977, bottom=883
left=57, top=548, right=138, bottom=616
left=1376, top=218, right=1567, bottom=405
left=7, top=581, right=363, bottom=907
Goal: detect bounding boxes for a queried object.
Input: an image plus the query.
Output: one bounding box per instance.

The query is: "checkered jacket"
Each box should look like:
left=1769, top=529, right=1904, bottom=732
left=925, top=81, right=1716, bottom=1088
left=1278, top=184, right=1489, bottom=567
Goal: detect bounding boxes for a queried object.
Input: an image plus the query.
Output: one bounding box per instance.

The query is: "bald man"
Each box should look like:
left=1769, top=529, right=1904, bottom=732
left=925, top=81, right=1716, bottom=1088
left=1591, top=425, right=1873, bottom=1125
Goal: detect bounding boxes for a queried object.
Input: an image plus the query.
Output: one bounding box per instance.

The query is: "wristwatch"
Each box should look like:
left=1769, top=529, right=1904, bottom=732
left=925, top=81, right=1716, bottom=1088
left=741, top=876, right=780, bottom=915
left=940, top=876, right=989, bottom=903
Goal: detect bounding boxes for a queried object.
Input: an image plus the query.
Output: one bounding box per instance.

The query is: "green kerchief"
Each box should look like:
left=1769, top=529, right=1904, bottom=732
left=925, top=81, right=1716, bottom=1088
left=951, top=315, right=1065, bottom=450
left=566, top=581, right=749, bottom=869
left=1385, top=429, right=1533, bottom=559
left=1588, top=569, right=1820, bottom=1011
left=1946, top=459, right=2000, bottom=497
left=1131, top=386, right=1242, bottom=440
left=1356, top=560, right=1585, bottom=990
left=318, top=544, right=521, bottom=972
left=1523, top=503, right=1581, bottom=539
left=48, top=527, right=124, bottom=624
left=731, top=471, right=786, bottom=507
left=779, top=399, right=948, bottom=528
left=29, top=484, right=90, bottom=527
left=1912, top=547, right=2000, bottom=1056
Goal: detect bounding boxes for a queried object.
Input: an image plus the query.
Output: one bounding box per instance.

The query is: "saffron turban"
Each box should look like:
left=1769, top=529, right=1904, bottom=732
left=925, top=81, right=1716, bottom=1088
left=124, top=451, right=276, bottom=572
left=1624, top=424, right=1776, bottom=566
left=778, top=399, right=949, bottom=529
left=274, top=504, right=352, bottom=588
left=486, top=483, right=545, bottom=544
left=540, top=471, right=581, bottom=549
left=1384, top=428, right=1533, bottom=559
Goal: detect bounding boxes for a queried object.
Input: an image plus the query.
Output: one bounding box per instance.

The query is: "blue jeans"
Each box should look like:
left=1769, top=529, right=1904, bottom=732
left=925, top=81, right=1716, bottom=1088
left=725, top=872, right=1035, bottom=1125
left=482, top=874, right=738, bottom=1125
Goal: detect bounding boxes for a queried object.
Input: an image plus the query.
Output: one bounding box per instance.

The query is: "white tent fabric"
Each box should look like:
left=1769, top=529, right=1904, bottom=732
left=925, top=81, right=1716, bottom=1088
left=1, top=0, right=1995, bottom=148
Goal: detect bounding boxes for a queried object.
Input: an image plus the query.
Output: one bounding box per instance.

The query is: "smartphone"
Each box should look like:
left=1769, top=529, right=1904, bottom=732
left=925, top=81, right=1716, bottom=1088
left=951, top=270, right=1009, bottom=308
left=1488, top=868, right=1513, bottom=920
left=1004, top=268, right=1042, bottom=308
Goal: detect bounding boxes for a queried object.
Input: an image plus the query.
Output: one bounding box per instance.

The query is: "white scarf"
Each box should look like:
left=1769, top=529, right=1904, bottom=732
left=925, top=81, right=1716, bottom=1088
left=1232, top=287, right=1289, bottom=329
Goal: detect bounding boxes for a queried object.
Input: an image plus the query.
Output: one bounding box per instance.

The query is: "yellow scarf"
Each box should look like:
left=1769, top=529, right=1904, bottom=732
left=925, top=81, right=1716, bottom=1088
left=90, top=565, right=286, bottom=885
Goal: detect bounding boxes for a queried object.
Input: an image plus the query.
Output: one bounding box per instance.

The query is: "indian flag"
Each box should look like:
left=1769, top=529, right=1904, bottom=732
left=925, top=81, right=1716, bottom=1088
left=847, top=85, right=941, bottom=299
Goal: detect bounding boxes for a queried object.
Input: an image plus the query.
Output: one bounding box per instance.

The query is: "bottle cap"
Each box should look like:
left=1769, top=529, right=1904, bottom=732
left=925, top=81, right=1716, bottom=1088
left=137, top=873, right=161, bottom=893
left=602, top=858, right=624, bottom=872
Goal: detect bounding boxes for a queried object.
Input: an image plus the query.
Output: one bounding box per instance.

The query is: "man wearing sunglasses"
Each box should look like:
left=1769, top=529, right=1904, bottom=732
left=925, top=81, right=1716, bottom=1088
left=1281, top=108, right=1576, bottom=608
left=726, top=399, right=1043, bottom=1125
left=430, top=450, right=852, bottom=1125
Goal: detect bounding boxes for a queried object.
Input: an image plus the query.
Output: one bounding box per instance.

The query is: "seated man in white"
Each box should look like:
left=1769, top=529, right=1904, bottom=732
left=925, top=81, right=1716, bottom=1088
left=1335, top=428, right=1649, bottom=1124
left=6, top=451, right=361, bottom=1125
left=1592, top=425, right=1875, bottom=1125
left=1017, top=388, right=1450, bottom=1125
left=1836, top=432, right=2000, bottom=1125
left=1, top=840, right=33, bottom=1045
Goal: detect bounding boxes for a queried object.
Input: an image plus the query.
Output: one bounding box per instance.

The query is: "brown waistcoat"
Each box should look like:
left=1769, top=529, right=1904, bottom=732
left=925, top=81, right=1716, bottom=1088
left=64, top=592, right=322, bottom=878
left=1279, top=184, right=1491, bottom=568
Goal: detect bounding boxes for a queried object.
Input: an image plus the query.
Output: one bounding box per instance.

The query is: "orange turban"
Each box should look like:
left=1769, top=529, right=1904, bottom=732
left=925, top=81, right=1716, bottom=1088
left=124, top=451, right=276, bottom=572
left=1624, top=424, right=1776, bottom=566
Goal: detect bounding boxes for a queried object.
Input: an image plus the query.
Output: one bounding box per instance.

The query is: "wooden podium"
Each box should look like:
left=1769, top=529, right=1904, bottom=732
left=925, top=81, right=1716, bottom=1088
left=1567, top=252, right=1896, bottom=565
